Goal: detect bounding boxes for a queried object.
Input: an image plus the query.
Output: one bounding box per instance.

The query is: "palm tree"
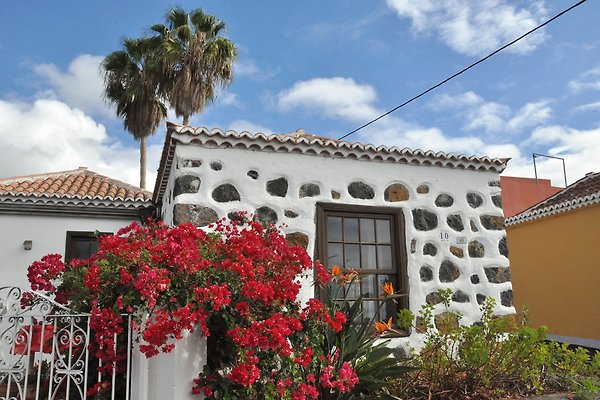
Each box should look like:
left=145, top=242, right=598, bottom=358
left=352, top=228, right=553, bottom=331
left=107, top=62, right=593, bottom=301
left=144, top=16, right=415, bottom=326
left=102, top=37, right=166, bottom=189
left=151, top=7, right=237, bottom=125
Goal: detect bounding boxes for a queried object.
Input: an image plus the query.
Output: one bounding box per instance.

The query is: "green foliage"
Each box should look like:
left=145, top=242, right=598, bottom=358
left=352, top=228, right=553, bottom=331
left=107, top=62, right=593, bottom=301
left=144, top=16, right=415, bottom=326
left=395, top=309, right=414, bottom=331
left=391, top=291, right=600, bottom=400
left=321, top=277, right=414, bottom=399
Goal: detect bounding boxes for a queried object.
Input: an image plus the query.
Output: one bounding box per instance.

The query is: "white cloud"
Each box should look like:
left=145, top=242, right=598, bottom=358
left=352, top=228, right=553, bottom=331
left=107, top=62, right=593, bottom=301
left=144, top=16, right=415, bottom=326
left=227, top=120, right=275, bottom=135
left=432, top=92, right=552, bottom=134
left=386, top=0, right=547, bottom=56
left=568, top=66, right=600, bottom=92
left=0, top=98, right=160, bottom=190
left=572, top=101, right=600, bottom=114
left=33, top=54, right=112, bottom=118
left=277, top=77, right=379, bottom=121
left=503, top=125, right=600, bottom=186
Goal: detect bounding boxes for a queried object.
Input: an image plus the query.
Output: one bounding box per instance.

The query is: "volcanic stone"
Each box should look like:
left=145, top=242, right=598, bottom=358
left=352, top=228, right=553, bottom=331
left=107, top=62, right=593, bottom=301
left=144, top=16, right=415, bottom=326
left=426, top=292, right=443, bottom=305
left=255, top=206, right=278, bottom=226
left=423, top=243, right=438, bottom=256
left=470, top=274, right=480, bottom=284
left=468, top=240, right=485, bottom=258
left=174, top=175, right=201, bottom=197
left=435, top=193, right=454, bottom=207
left=412, top=209, right=438, bottom=231
left=484, top=266, right=511, bottom=284
left=348, top=181, right=375, bottom=199
left=286, top=232, right=309, bottom=250
left=247, top=170, right=259, bottom=179
left=178, top=158, right=201, bottom=168
left=267, top=177, right=288, bottom=197
left=416, top=184, right=430, bottom=194
left=501, top=290, right=513, bottom=307
left=439, top=260, right=460, bottom=282
left=450, top=246, right=464, bottom=258
left=384, top=183, right=409, bottom=202
left=173, top=204, right=218, bottom=227
left=420, top=266, right=433, bottom=282
left=447, top=214, right=464, bottom=232
left=466, top=192, right=483, bottom=208
left=480, top=215, right=505, bottom=230
left=410, top=239, right=416, bottom=254
left=299, top=183, right=320, bottom=198
left=331, top=190, right=341, bottom=200
left=476, top=294, right=487, bottom=305
left=284, top=210, right=299, bottom=218
left=491, top=195, right=502, bottom=208
left=470, top=219, right=479, bottom=232
left=488, top=181, right=500, bottom=187
left=435, top=311, right=460, bottom=333
left=212, top=183, right=241, bottom=202
left=210, top=161, right=222, bottom=171
left=452, top=291, right=470, bottom=303
left=499, top=236, right=509, bottom=258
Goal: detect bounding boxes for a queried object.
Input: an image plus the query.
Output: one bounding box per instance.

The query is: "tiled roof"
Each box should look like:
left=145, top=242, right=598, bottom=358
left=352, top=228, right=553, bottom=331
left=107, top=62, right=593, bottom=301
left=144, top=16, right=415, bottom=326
left=507, top=171, right=600, bottom=226
left=0, top=167, right=152, bottom=203
left=154, top=123, right=509, bottom=203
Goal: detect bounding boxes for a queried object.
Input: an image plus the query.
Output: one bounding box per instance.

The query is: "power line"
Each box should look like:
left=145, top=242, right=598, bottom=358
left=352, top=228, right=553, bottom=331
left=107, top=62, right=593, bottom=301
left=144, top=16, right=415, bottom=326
left=338, top=0, right=588, bottom=141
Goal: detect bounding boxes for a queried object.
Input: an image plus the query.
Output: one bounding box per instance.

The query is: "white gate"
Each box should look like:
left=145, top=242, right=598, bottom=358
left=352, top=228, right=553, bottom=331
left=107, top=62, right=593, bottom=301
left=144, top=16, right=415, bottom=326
left=0, top=287, right=132, bottom=400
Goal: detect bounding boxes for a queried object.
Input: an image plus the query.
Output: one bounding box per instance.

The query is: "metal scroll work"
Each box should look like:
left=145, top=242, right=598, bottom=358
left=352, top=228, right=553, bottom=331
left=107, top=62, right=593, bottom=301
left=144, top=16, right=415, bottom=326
left=0, top=287, right=132, bottom=400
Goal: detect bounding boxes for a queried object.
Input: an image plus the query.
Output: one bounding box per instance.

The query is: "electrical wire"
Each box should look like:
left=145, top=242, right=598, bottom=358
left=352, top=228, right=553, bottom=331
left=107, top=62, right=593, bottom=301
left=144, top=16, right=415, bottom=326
left=338, top=0, right=588, bottom=141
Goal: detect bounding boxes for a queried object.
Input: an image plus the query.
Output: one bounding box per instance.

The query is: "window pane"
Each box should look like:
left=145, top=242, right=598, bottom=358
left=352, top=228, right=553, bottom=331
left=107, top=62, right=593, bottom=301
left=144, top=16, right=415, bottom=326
left=328, top=243, right=343, bottom=267
left=377, top=245, right=392, bottom=269
left=376, top=219, right=391, bottom=243
left=345, top=279, right=361, bottom=299
left=363, top=300, right=378, bottom=321
left=361, top=245, right=377, bottom=269
left=359, top=219, right=375, bottom=242
left=327, top=217, right=343, bottom=241
left=381, top=299, right=396, bottom=321
left=73, top=238, right=97, bottom=260
left=344, top=218, right=359, bottom=242
left=362, top=275, right=377, bottom=299
left=344, top=244, right=360, bottom=268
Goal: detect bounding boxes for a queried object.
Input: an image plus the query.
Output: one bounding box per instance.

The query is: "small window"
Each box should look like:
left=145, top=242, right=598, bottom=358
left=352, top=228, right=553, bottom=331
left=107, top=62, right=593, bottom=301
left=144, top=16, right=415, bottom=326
left=316, top=203, right=408, bottom=323
left=65, top=231, right=108, bottom=263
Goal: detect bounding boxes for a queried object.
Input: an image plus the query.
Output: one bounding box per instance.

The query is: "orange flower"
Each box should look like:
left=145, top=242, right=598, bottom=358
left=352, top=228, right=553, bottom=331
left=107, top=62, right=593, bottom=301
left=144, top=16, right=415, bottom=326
left=382, top=282, right=395, bottom=296
left=374, top=317, right=394, bottom=335
left=331, top=265, right=342, bottom=276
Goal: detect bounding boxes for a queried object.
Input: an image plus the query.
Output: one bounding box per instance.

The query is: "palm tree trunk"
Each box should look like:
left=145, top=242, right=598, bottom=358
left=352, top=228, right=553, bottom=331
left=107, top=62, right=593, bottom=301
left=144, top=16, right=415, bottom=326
left=183, top=115, right=190, bottom=126
left=140, top=136, right=147, bottom=189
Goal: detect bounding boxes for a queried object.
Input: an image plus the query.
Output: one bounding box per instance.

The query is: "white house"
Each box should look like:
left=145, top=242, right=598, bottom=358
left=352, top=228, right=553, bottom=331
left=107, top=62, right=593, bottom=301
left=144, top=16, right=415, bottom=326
left=0, top=167, right=153, bottom=288
left=154, top=123, right=514, bottom=345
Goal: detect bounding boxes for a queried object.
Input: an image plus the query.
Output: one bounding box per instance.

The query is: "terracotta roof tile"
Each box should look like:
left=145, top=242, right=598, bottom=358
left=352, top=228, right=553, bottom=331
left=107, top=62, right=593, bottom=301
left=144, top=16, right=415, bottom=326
left=0, top=167, right=152, bottom=203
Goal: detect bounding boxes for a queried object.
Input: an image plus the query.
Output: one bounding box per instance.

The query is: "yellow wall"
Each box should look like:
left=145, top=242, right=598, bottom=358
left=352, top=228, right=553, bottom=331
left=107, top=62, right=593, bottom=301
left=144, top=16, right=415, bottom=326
left=507, top=204, right=600, bottom=341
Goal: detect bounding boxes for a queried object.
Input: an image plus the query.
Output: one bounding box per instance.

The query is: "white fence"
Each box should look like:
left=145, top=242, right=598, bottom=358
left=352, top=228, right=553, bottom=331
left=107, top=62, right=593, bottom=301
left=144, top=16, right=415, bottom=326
left=0, top=287, right=132, bottom=400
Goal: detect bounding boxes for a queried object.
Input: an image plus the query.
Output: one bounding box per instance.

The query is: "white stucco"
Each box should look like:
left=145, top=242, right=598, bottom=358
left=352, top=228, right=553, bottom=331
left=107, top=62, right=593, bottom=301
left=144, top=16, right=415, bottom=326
left=164, top=143, right=513, bottom=348
left=0, top=213, right=140, bottom=289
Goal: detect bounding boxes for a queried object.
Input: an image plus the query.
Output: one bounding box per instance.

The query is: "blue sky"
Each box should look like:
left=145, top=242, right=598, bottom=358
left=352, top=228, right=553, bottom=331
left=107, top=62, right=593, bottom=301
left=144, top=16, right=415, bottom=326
left=1, top=0, right=598, bottom=189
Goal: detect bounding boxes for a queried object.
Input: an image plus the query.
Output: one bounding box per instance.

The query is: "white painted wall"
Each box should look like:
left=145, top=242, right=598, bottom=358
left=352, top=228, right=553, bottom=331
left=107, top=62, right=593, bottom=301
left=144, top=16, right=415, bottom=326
left=0, top=213, right=140, bottom=289
left=166, top=144, right=513, bottom=350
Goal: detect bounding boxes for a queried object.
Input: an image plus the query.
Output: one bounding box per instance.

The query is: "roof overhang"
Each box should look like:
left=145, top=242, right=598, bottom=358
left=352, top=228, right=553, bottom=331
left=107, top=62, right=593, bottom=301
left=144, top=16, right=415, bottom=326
left=153, top=122, right=510, bottom=204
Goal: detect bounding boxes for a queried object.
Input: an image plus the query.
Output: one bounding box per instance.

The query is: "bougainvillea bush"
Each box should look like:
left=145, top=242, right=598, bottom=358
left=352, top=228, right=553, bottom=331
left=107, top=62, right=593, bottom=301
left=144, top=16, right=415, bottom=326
left=28, top=216, right=406, bottom=399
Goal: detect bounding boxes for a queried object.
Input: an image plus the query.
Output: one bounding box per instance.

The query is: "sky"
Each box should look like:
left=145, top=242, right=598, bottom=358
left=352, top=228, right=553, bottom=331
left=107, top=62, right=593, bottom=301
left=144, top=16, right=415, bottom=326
left=0, top=0, right=599, bottom=190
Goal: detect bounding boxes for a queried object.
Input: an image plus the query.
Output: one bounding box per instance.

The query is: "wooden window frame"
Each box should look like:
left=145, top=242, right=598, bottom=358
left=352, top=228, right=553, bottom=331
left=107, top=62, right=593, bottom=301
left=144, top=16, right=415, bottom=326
left=315, top=202, right=409, bottom=314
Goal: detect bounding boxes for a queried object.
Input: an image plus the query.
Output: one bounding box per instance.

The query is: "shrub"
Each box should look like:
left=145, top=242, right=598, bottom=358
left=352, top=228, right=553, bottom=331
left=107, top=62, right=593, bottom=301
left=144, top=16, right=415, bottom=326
left=391, top=289, right=600, bottom=400
left=28, top=217, right=411, bottom=399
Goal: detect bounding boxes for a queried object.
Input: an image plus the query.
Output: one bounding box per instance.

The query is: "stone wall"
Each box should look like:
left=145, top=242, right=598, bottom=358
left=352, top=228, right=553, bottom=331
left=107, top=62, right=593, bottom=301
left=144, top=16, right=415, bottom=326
left=161, top=143, right=513, bottom=344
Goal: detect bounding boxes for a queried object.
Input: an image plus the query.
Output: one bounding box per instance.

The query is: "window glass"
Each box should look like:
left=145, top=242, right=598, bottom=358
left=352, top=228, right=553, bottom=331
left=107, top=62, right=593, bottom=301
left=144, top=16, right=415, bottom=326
left=318, top=206, right=407, bottom=329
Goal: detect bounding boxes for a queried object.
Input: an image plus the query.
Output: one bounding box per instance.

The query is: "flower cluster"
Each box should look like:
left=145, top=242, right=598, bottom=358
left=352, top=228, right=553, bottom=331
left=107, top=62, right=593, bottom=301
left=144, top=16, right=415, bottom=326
left=29, top=217, right=360, bottom=399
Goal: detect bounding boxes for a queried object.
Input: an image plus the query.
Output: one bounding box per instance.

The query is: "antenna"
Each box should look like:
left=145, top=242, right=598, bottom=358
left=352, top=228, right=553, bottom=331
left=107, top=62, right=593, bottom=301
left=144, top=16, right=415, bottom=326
left=532, top=153, right=568, bottom=187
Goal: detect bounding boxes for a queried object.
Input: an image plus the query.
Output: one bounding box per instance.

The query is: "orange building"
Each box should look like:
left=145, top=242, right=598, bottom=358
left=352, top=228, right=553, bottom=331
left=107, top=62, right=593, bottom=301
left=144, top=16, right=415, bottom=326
left=506, top=172, right=600, bottom=348
left=500, top=176, right=562, bottom=218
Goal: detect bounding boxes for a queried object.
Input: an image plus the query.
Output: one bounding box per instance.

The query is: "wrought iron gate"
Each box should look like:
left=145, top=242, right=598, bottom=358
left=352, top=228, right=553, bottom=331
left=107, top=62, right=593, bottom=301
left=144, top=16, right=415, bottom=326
left=0, top=287, right=132, bottom=400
